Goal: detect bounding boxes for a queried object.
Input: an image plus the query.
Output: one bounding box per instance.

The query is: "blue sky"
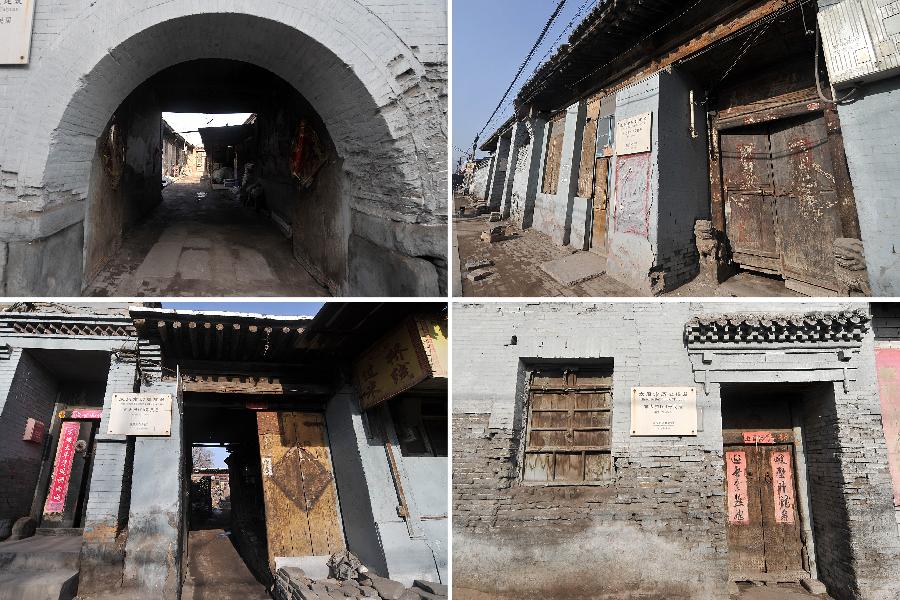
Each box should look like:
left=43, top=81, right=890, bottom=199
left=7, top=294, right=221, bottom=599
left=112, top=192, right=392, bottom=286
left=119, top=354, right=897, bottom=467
left=453, top=0, right=598, bottom=167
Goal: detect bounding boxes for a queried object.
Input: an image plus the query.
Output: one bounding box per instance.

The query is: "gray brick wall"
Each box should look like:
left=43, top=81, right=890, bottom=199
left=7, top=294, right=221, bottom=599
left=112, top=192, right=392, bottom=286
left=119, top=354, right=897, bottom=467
left=0, top=350, right=59, bottom=522
left=453, top=302, right=900, bottom=600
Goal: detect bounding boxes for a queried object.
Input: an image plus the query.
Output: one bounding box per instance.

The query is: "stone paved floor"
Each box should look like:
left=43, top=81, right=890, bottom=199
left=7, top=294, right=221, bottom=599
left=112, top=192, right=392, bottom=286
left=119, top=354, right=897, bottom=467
left=85, top=176, right=329, bottom=297
left=453, top=196, right=801, bottom=298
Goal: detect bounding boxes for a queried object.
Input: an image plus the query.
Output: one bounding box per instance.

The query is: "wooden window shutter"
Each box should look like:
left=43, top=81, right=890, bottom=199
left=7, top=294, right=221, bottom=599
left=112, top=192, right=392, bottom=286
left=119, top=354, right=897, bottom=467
left=541, top=112, right=567, bottom=195
left=523, top=367, right=613, bottom=483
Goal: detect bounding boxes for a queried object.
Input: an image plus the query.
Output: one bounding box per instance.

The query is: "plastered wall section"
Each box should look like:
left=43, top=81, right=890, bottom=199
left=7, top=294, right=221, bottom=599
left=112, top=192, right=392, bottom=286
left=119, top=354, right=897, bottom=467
left=605, top=75, right=662, bottom=294
left=831, top=75, right=900, bottom=296
left=532, top=102, right=586, bottom=247
left=326, top=386, right=446, bottom=586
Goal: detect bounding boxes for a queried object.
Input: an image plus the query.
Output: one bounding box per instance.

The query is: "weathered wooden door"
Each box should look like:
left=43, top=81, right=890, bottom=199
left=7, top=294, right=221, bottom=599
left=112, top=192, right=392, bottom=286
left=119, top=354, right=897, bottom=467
left=720, top=113, right=844, bottom=293
left=591, top=157, right=610, bottom=255
left=724, top=437, right=804, bottom=577
left=770, top=115, right=843, bottom=292
left=257, top=412, right=344, bottom=568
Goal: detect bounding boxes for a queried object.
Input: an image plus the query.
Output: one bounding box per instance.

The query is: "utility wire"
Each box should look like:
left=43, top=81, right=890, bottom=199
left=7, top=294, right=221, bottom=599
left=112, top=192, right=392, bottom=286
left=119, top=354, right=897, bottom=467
left=473, top=0, right=570, bottom=150
left=486, top=0, right=602, bottom=135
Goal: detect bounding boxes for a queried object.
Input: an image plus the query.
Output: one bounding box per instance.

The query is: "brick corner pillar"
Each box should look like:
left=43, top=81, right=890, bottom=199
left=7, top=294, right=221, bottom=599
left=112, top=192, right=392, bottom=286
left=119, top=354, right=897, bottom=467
left=829, top=375, right=900, bottom=600
left=499, top=124, right=525, bottom=220
left=556, top=100, right=587, bottom=247
left=78, top=352, right=137, bottom=596
left=486, top=134, right=512, bottom=212
left=510, top=116, right=547, bottom=230
left=121, top=376, right=183, bottom=598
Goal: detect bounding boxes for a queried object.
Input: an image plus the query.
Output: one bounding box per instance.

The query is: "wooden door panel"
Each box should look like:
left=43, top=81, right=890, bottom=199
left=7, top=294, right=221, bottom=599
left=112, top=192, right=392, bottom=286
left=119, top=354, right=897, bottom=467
left=591, top=157, right=609, bottom=254
left=577, top=98, right=601, bottom=199
left=725, top=442, right=805, bottom=576
left=769, top=114, right=842, bottom=290
left=720, top=130, right=773, bottom=192
left=725, top=447, right=766, bottom=574
left=776, top=191, right=841, bottom=289
left=760, top=445, right=804, bottom=573
left=257, top=412, right=344, bottom=567
left=725, top=192, right=781, bottom=273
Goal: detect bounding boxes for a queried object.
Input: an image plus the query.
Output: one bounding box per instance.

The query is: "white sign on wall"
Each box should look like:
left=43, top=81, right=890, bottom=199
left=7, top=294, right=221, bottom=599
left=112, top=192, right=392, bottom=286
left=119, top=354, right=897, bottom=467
left=0, top=0, right=37, bottom=65
left=107, top=394, right=173, bottom=436
left=615, top=112, right=653, bottom=155
left=630, top=387, right=697, bottom=436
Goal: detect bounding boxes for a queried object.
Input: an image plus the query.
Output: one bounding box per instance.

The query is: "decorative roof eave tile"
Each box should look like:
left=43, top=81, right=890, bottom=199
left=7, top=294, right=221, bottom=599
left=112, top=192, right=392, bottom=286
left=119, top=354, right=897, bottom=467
left=684, top=310, right=871, bottom=347
left=0, top=312, right=135, bottom=338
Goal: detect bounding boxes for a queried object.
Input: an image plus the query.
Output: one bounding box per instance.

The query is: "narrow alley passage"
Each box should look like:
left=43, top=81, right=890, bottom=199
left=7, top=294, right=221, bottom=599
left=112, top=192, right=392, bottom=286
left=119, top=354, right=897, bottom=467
left=85, top=176, right=329, bottom=297
left=182, top=529, right=269, bottom=600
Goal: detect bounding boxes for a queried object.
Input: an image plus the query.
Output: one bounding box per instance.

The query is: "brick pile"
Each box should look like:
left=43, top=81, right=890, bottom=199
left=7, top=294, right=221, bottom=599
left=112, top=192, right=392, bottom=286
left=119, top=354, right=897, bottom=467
left=274, top=567, right=447, bottom=600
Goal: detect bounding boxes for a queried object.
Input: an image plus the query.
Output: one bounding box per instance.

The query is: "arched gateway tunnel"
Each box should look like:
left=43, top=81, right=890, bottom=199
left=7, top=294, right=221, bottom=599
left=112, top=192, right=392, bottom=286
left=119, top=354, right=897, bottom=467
left=0, top=1, right=448, bottom=297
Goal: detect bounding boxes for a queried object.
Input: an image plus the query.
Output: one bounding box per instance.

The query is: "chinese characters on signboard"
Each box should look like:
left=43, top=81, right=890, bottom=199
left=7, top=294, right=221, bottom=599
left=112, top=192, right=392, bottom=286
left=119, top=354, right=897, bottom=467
left=355, top=320, right=429, bottom=411
left=726, top=450, right=749, bottom=525
left=0, top=0, right=36, bottom=65
left=354, top=315, right=448, bottom=411
left=43, top=421, right=80, bottom=514
left=107, top=394, right=173, bottom=436
left=615, top=111, right=652, bottom=155
left=770, top=451, right=796, bottom=524
left=630, top=387, right=697, bottom=436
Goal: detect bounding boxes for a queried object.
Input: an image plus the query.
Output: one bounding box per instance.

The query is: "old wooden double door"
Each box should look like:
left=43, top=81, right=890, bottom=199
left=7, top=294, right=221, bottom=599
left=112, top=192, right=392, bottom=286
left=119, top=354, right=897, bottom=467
left=724, top=434, right=804, bottom=577
left=256, top=411, right=344, bottom=567
left=721, top=112, right=847, bottom=294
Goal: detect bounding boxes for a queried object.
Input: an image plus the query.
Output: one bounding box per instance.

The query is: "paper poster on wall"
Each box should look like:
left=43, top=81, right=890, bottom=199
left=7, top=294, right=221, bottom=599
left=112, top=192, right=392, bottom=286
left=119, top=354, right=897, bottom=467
left=874, top=348, right=900, bottom=506
left=107, top=393, right=173, bottom=436
left=615, top=112, right=652, bottom=155
left=726, top=451, right=750, bottom=524
left=0, top=0, right=37, bottom=65
left=630, top=387, right=697, bottom=436
left=613, top=152, right=652, bottom=238
left=770, top=451, right=796, bottom=524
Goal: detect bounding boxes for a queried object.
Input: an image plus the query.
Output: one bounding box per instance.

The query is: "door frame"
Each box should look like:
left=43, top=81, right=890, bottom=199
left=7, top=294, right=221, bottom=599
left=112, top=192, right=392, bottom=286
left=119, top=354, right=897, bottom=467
left=30, top=405, right=103, bottom=529
left=709, top=87, right=860, bottom=293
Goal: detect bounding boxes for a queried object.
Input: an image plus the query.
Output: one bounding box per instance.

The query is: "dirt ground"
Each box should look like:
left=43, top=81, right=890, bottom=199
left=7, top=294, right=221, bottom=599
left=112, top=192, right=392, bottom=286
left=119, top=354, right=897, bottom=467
left=453, top=582, right=830, bottom=600
left=85, top=175, right=329, bottom=297
left=452, top=195, right=801, bottom=298
left=181, top=529, right=270, bottom=600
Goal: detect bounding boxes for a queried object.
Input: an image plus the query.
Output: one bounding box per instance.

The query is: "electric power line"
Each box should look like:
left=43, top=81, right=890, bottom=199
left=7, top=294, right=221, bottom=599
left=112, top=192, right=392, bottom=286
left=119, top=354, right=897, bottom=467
left=473, top=0, right=570, bottom=150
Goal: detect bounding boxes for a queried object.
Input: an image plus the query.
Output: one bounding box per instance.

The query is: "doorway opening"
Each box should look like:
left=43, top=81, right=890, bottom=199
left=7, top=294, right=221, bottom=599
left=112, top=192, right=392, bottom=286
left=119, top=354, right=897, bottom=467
left=720, top=382, right=855, bottom=595
left=183, top=392, right=348, bottom=598
left=183, top=397, right=271, bottom=599
left=83, top=59, right=344, bottom=297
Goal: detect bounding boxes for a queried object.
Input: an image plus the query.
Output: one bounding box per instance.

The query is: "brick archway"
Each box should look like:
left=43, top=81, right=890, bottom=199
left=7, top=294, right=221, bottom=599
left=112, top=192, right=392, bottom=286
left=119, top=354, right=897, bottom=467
left=0, top=1, right=446, bottom=295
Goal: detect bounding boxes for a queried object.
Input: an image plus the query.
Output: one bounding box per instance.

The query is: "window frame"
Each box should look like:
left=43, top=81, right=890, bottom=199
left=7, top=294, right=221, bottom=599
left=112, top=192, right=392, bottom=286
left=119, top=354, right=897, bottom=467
left=521, top=367, right=613, bottom=485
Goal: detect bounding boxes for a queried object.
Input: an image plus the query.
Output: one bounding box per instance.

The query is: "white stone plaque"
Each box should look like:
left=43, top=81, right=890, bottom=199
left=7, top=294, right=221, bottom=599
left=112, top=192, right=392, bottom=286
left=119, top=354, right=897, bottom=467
left=0, top=0, right=37, bottom=65
left=630, top=387, right=697, bottom=436
left=107, top=394, right=173, bottom=436
left=615, top=112, right=653, bottom=155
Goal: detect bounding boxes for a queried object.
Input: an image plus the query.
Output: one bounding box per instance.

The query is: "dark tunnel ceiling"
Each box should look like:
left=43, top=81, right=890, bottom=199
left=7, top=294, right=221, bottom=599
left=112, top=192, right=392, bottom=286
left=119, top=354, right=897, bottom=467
left=142, top=59, right=290, bottom=113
